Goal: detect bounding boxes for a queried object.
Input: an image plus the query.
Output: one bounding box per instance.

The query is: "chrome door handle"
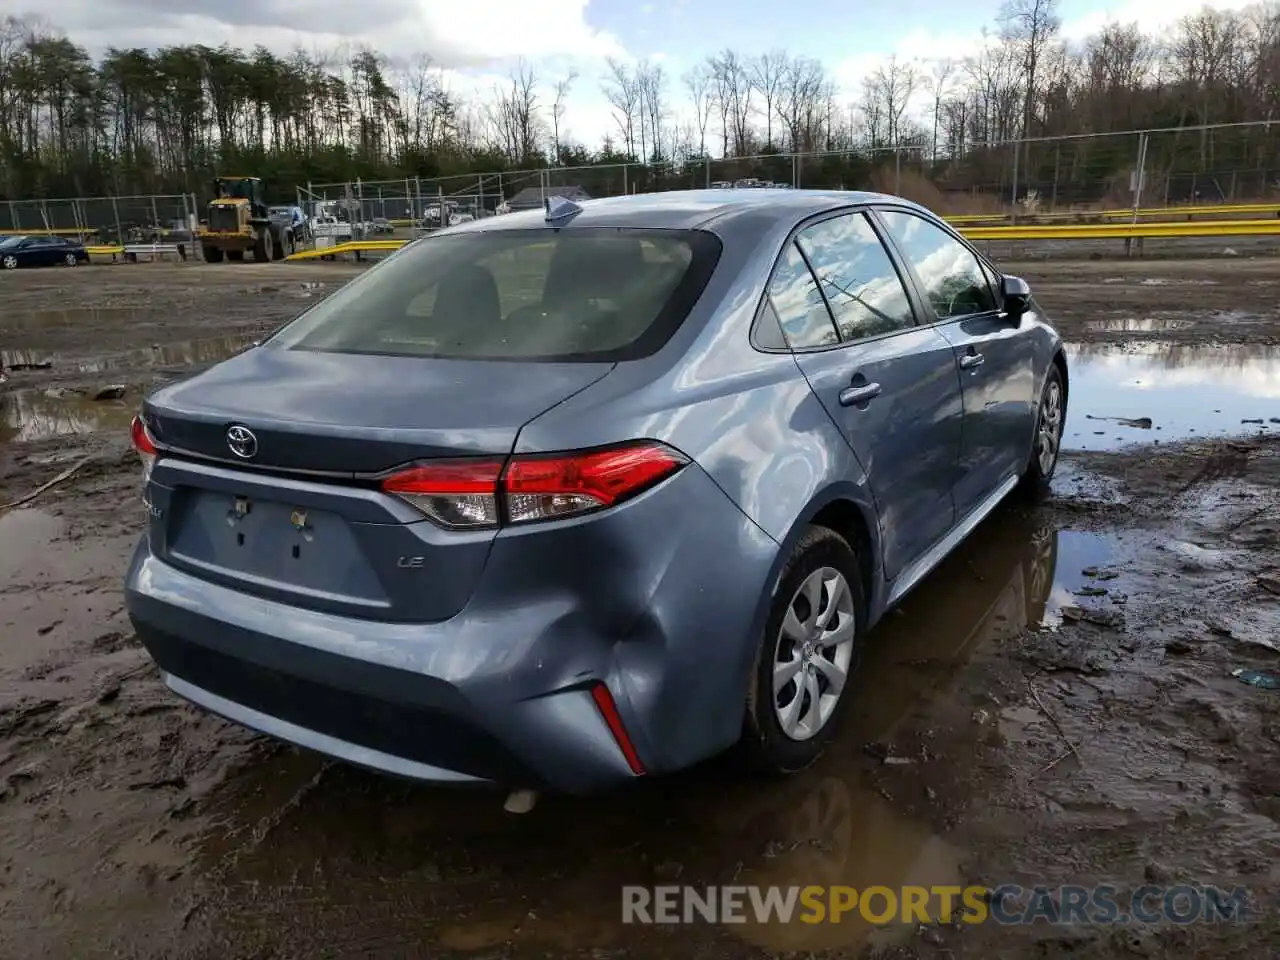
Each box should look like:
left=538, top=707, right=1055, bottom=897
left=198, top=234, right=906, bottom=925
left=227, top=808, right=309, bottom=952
left=959, top=352, right=984, bottom=370
left=838, top=382, right=882, bottom=407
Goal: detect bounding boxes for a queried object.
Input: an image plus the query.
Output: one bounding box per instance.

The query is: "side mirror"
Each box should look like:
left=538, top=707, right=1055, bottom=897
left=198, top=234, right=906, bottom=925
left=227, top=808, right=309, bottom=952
left=1000, top=274, right=1032, bottom=322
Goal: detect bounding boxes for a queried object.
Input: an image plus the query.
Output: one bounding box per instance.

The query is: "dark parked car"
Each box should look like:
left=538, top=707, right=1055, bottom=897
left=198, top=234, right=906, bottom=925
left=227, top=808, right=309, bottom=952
left=0, top=234, right=89, bottom=269
left=124, top=189, right=1068, bottom=800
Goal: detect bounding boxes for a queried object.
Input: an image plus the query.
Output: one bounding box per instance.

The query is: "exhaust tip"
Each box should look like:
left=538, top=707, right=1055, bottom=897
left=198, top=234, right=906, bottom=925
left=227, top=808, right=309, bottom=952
left=503, top=789, right=538, bottom=814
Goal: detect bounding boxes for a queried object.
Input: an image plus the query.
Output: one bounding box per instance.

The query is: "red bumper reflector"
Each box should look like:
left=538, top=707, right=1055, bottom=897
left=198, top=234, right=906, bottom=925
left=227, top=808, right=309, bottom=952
left=591, top=683, right=646, bottom=776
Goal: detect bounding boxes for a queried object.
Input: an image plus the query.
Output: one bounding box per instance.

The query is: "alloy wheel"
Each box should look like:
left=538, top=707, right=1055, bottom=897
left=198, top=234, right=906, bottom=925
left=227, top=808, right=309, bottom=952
left=772, top=566, right=857, bottom=741
left=1037, top=380, right=1062, bottom=475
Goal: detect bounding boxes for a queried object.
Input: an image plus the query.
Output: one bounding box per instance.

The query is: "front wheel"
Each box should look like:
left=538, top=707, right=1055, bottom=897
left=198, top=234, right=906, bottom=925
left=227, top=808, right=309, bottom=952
left=2, top=255, right=17, bottom=270
left=742, top=526, right=865, bottom=775
left=1020, top=362, right=1065, bottom=494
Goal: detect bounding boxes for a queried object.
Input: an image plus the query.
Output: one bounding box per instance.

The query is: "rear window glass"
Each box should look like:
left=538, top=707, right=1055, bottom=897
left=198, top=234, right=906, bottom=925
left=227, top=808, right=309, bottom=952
left=269, top=228, right=721, bottom=362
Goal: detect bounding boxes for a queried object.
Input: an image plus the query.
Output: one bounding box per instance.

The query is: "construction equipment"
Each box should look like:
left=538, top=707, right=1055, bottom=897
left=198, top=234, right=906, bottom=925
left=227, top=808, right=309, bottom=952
left=197, top=177, right=298, bottom=264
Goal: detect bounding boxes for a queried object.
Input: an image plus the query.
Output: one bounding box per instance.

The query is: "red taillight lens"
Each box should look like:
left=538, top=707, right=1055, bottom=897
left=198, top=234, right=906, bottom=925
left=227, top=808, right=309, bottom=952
left=503, top=442, right=688, bottom=524
left=130, top=414, right=158, bottom=484
left=381, top=442, right=687, bottom=529
left=380, top=459, right=503, bottom=529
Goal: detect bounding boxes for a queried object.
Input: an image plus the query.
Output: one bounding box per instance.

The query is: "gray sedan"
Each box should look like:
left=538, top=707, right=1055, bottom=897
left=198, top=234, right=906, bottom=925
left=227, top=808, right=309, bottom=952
left=123, top=189, right=1067, bottom=798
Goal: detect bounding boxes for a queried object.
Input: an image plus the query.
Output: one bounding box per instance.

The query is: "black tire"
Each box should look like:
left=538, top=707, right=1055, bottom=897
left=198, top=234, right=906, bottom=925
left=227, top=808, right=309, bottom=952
left=252, top=227, right=273, bottom=263
left=741, top=525, right=866, bottom=775
left=202, top=245, right=224, bottom=263
left=1020, top=361, right=1065, bottom=495
left=270, top=227, right=287, bottom=261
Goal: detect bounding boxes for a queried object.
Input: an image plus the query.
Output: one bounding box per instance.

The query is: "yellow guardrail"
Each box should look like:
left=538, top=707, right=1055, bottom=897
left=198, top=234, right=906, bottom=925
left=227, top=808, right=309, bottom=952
left=946, top=202, right=1280, bottom=224
left=85, top=245, right=125, bottom=255
left=0, top=227, right=89, bottom=236
left=961, top=218, right=1280, bottom=240
left=283, top=218, right=1280, bottom=262
left=286, top=239, right=409, bottom=261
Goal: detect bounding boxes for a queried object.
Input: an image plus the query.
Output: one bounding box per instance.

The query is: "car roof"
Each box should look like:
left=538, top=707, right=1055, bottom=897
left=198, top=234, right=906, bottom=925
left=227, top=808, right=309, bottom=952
left=444, top=188, right=932, bottom=234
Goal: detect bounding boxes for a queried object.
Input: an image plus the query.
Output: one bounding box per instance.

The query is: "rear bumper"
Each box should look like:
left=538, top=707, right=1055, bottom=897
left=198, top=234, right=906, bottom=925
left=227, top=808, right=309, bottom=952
left=124, top=464, right=781, bottom=794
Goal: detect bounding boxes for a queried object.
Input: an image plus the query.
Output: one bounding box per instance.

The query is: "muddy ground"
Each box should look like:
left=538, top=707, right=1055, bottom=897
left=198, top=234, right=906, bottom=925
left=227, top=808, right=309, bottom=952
left=1, top=256, right=1279, bottom=959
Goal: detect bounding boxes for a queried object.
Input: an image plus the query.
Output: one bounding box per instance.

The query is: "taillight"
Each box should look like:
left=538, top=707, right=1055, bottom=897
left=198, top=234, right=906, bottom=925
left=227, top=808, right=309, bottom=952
left=504, top=443, right=687, bottom=523
left=380, top=442, right=687, bottom=529
left=130, top=414, right=158, bottom=485
left=380, top=459, right=503, bottom=529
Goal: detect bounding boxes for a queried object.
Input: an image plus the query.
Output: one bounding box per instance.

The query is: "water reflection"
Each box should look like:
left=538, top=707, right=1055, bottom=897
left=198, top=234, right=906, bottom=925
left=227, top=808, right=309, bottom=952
left=1082, top=316, right=1192, bottom=333
left=73, top=334, right=258, bottom=374
left=0, top=389, right=134, bottom=443
left=1063, top=341, right=1280, bottom=450
left=186, top=507, right=1070, bottom=955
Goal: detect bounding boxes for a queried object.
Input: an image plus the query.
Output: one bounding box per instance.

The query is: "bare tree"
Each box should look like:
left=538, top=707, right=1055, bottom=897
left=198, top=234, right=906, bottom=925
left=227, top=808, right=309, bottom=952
left=751, top=50, right=788, bottom=147
left=682, top=63, right=713, bottom=157
left=929, top=58, right=955, bottom=161
left=863, top=56, right=919, bottom=148
left=999, top=0, right=1062, bottom=140
left=601, top=57, right=641, bottom=158
left=550, top=69, right=577, bottom=162
left=636, top=60, right=667, bottom=162
left=488, top=61, right=542, bottom=162
left=776, top=56, right=828, bottom=152
left=710, top=49, right=754, bottom=155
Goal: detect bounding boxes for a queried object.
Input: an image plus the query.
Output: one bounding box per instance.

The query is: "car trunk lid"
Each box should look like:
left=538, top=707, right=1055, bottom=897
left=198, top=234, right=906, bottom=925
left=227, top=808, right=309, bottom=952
left=142, top=346, right=613, bottom=622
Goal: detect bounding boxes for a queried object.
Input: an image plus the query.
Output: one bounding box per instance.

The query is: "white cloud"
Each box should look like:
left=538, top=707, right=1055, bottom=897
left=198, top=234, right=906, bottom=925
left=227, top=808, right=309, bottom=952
left=829, top=0, right=1261, bottom=110
left=2, top=0, right=625, bottom=67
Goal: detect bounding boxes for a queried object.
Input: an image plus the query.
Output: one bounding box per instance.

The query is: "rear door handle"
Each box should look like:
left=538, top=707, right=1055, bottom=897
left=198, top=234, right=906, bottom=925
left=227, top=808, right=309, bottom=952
left=838, top=382, right=882, bottom=407
left=959, top=352, right=984, bottom=370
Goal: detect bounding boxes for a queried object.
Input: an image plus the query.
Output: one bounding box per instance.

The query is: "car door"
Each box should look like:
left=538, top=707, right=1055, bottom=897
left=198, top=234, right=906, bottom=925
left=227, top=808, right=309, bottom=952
left=873, top=208, right=1037, bottom=520
left=26, top=237, right=56, bottom=266
left=763, top=210, right=965, bottom=581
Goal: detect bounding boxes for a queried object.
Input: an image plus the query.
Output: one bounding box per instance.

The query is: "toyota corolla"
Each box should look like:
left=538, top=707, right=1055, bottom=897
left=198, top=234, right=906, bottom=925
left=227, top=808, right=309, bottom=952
left=124, top=189, right=1068, bottom=799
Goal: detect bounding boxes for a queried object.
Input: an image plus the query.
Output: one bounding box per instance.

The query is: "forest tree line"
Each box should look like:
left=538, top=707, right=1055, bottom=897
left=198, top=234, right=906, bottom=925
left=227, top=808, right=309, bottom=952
left=2, top=0, right=1280, bottom=206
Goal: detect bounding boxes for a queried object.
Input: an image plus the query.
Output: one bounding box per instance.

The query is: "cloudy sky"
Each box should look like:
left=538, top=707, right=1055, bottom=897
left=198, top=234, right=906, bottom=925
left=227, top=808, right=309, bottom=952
left=0, top=0, right=1258, bottom=147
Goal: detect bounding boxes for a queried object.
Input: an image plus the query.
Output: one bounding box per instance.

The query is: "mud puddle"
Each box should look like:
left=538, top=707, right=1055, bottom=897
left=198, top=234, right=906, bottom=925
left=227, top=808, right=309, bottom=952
left=0, top=507, right=137, bottom=697
left=2, top=334, right=258, bottom=442
left=1, top=390, right=135, bottom=443
left=173, top=507, right=1133, bottom=957
left=2, top=333, right=257, bottom=377
left=1063, top=341, right=1280, bottom=450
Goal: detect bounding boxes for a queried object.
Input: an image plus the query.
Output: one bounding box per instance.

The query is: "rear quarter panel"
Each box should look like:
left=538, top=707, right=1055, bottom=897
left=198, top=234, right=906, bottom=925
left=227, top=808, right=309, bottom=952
left=515, top=209, right=883, bottom=732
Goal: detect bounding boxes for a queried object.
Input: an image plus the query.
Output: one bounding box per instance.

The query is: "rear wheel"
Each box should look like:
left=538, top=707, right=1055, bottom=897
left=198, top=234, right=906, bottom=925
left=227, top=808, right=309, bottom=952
left=64, top=252, right=78, bottom=266
left=202, top=245, right=224, bottom=264
left=742, top=526, right=865, bottom=775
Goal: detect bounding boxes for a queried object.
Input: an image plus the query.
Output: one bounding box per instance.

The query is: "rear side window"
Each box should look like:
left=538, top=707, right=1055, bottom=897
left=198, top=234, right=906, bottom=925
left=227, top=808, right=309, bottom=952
left=767, top=242, right=839, bottom=349
left=270, top=228, right=721, bottom=362
left=795, top=212, right=916, bottom=341
left=877, top=210, right=997, bottom=319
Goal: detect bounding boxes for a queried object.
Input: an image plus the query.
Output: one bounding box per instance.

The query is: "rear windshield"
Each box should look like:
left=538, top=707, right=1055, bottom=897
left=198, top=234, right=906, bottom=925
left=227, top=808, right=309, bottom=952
left=268, top=227, right=722, bottom=362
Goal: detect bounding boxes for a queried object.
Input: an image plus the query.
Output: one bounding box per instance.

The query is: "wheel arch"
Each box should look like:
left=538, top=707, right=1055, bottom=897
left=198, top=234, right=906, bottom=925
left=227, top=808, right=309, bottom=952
left=760, top=484, right=880, bottom=630
left=1051, top=346, right=1069, bottom=409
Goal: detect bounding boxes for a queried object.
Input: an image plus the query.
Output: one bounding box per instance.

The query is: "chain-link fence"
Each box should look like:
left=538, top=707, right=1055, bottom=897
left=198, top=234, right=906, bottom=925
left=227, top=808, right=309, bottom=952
left=0, top=194, right=198, bottom=242
left=301, top=121, right=1280, bottom=228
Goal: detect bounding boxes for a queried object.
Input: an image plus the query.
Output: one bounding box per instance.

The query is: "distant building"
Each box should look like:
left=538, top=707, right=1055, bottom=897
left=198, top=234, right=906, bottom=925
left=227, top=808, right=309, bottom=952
left=506, top=185, right=592, bottom=212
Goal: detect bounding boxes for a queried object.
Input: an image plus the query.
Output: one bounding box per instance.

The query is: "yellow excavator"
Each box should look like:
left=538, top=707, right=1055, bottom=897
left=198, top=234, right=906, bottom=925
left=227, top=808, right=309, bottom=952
left=197, top=176, right=297, bottom=263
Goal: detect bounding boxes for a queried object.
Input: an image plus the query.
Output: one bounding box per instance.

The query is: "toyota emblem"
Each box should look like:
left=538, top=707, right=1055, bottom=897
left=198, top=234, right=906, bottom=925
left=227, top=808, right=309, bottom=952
left=226, top=424, right=258, bottom=459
